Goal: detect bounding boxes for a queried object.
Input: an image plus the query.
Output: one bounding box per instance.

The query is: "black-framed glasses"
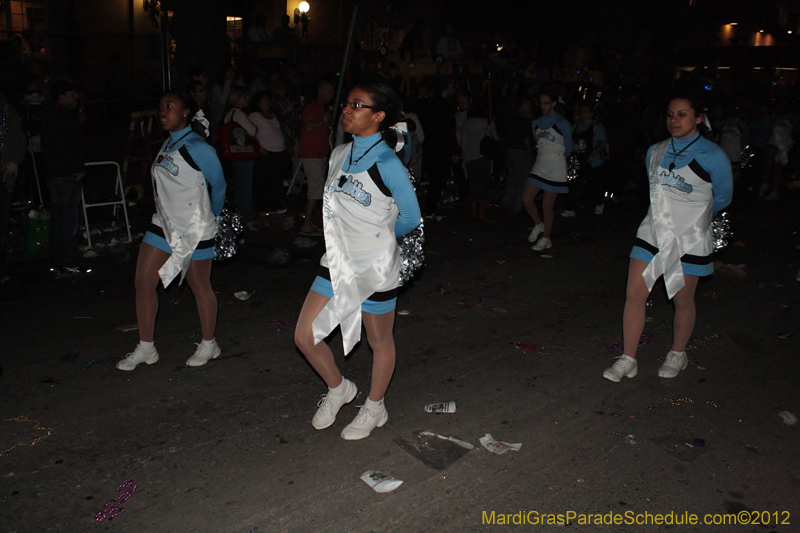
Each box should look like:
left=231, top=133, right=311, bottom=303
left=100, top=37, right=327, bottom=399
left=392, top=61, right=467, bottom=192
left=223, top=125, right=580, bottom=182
left=340, top=101, right=378, bottom=110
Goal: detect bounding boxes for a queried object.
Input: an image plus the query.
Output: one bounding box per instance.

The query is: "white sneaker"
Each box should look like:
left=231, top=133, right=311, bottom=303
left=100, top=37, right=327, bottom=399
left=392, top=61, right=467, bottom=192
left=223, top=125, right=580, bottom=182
left=312, top=378, right=358, bottom=430
left=116, top=344, right=159, bottom=371
left=603, top=354, right=638, bottom=382
left=532, top=237, right=552, bottom=251
left=561, top=209, right=576, bottom=218
left=594, top=204, right=604, bottom=215
left=186, top=340, right=221, bottom=367
left=658, top=350, right=688, bottom=378
left=341, top=400, right=388, bottom=440
left=527, top=223, right=545, bottom=243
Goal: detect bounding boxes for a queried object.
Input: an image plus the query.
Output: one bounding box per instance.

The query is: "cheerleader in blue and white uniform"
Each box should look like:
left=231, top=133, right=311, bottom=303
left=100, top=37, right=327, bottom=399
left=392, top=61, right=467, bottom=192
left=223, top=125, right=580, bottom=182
left=523, top=88, right=573, bottom=251
left=117, top=91, right=226, bottom=371
left=603, top=95, right=732, bottom=383
left=294, top=83, right=421, bottom=441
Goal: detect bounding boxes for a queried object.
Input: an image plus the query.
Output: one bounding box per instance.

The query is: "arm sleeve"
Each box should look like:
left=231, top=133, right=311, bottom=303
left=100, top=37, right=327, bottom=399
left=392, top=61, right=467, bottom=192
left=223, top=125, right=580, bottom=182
left=706, top=148, right=733, bottom=212
left=645, top=145, right=654, bottom=176
left=186, top=138, right=227, bottom=216
left=233, top=109, right=258, bottom=137
left=378, top=152, right=421, bottom=237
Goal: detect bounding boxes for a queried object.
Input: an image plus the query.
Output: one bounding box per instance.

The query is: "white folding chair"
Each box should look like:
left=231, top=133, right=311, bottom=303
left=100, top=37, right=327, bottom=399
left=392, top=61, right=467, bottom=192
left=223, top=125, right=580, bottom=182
left=81, top=161, right=132, bottom=248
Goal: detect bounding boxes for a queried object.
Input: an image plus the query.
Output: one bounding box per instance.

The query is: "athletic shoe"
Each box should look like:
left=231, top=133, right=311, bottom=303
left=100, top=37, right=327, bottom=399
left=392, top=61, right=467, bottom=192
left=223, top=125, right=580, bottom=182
left=561, top=209, right=576, bottom=218
left=341, top=401, right=388, bottom=440
left=527, top=223, right=545, bottom=243
left=764, top=191, right=779, bottom=201
left=186, top=339, right=221, bottom=367
left=603, top=354, right=638, bottom=382
left=312, top=378, right=358, bottom=430
left=658, top=350, right=688, bottom=378
left=594, top=204, right=604, bottom=215
left=532, top=237, right=552, bottom=251
left=116, top=344, right=159, bottom=371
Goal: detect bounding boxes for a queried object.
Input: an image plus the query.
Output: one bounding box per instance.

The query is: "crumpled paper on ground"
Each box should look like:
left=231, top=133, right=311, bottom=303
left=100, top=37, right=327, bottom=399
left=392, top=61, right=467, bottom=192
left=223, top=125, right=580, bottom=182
left=479, top=433, right=522, bottom=455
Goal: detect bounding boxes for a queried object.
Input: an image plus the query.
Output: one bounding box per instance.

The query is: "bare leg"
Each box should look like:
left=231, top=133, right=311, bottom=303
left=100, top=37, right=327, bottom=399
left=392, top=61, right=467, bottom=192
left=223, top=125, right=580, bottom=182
left=135, top=243, right=170, bottom=342
left=185, top=258, right=217, bottom=341
left=622, top=258, right=651, bottom=359
left=522, top=183, right=542, bottom=225
left=541, top=190, right=558, bottom=238
left=671, top=274, right=699, bottom=352
left=294, top=290, right=342, bottom=388
left=362, top=311, right=396, bottom=401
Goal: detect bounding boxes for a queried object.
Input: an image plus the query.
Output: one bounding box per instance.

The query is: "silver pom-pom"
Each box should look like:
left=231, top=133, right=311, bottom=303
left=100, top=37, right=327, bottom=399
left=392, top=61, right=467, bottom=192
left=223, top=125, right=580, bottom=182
left=397, top=222, right=424, bottom=286
left=711, top=211, right=732, bottom=252
left=740, top=145, right=754, bottom=169
left=567, top=154, right=580, bottom=181
left=214, top=207, right=244, bottom=260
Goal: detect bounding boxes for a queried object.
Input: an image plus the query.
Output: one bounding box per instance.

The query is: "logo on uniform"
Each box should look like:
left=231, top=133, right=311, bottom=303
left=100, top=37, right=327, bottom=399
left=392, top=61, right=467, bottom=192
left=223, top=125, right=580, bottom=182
left=658, top=170, right=693, bottom=194
left=332, top=174, right=372, bottom=206
left=155, top=153, right=179, bottom=176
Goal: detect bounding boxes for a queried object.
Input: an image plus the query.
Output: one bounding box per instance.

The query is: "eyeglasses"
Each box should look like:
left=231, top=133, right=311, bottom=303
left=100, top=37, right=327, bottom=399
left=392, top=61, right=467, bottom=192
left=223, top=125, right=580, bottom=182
left=340, top=101, right=378, bottom=110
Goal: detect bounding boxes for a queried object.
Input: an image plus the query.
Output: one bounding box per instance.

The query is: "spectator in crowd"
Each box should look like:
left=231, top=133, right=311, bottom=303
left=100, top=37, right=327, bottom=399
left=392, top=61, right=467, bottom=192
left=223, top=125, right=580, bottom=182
left=209, top=65, right=239, bottom=135
left=416, top=80, right=458, bottom=218
left=224, top=85, right=260, bottom=232
left=434, top=24, right=465, bottom=61
left=272, top=14, right=299, bottom=50
left=562, top=101, right=607, bottom=217
left=249, top=91, right=289, bottom=215
left=0, top=92, right=27, bottom=286
left=499, top=97, right=535, bottom=214
left=298, top=79, right=334, bottom=236
left=40, top=79, right=88, bottom=277
left=247, top=13, right=273, bottom=45
left=459, top=97, right=497, bottom=219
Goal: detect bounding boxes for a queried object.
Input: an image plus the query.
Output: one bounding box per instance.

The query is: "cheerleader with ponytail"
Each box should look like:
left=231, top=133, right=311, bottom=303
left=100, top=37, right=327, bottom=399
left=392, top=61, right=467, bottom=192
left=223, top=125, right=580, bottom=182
left=602, top=94, right=732, bottom=383
left=295, top=83, right=422, bottom=441
left=117, top=91, right=227, bottom=372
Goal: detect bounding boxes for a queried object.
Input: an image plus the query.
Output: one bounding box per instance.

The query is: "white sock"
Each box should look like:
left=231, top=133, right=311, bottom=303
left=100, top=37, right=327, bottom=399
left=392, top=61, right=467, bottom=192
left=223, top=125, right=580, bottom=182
left=139, top=341, right=156, bottom=353
left=622, top=354, right=635, bottom=361
left=201, top=338, right=216, bottom=346
left=329, top=378, right=349, bottom=396
left=365, top=397, right=384, bottom=410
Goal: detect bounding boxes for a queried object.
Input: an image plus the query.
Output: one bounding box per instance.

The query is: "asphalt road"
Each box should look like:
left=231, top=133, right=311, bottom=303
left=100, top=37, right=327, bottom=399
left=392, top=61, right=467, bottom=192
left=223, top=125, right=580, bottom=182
left=1, top=185, right=798, bottom=532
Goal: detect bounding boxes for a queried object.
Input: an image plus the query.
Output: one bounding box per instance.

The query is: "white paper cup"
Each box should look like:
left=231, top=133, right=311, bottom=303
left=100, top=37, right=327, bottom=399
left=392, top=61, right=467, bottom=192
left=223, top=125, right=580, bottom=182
left=361, top=470, right=403, bottom=493
left=424, top=401, right=457, bottom=413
